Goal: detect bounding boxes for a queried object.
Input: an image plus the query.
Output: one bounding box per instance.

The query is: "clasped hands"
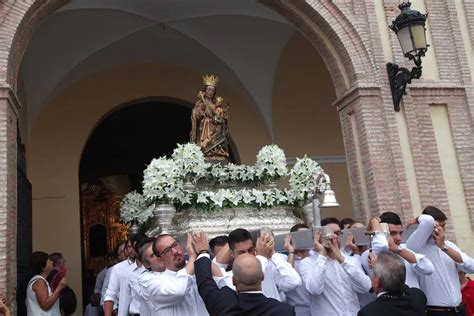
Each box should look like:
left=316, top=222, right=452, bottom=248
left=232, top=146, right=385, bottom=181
left=189, top=231, right=223, bottom=277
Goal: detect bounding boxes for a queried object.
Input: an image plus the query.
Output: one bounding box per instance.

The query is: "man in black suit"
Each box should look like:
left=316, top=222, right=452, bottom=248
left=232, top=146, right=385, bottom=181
left=358, top=251, right=427, bottom=316
left=191, top=231, right=295, bottom=316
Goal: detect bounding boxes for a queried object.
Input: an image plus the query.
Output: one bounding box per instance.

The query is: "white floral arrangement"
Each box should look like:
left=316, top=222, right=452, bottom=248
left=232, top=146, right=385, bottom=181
left=119, top=191, right=152, bottom=224
left=206, top=163, right=256, bottom=184
left=289, top=156, right=322, bottom=201
left=142, top=157, right=184, bottom=202
left=142, top=143, right=325, bottom=211
left=190, top=188, right=290, bottom=210
left=255, top=145, right=288, bottom=181
left=172, top=143, right=209, bottom=177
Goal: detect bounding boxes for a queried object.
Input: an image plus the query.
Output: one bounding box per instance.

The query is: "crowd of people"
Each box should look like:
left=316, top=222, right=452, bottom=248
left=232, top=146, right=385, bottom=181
left=7, top=205, right=473, bottom=316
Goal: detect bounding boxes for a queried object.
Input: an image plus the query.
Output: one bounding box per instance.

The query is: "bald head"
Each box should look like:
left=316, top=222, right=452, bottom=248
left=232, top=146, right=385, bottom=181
left=232, top=254, right=263, bottom=292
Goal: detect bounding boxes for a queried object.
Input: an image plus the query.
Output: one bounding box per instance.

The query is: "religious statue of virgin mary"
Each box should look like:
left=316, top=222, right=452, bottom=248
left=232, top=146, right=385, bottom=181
left=190, top=74, right=230, bottom=162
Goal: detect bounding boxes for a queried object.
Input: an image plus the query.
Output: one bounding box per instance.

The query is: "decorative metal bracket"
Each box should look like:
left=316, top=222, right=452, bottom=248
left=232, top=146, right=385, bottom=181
left=387, top=62, right=422, bottom=112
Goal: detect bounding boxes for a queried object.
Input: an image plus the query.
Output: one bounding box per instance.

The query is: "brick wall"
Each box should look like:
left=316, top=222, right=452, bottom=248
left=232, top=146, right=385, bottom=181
left=0, top=87, right=18, bottom=314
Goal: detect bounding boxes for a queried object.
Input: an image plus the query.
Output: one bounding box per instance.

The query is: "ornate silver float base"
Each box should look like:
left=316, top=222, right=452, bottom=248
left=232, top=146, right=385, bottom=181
left=153, top=203, right=176, bottom=234
left=170, top=207, right=303, bottom=237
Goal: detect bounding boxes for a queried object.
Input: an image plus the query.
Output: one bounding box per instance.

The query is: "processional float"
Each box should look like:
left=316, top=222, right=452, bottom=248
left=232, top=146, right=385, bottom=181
left=120, top=74, right=344, bottom=243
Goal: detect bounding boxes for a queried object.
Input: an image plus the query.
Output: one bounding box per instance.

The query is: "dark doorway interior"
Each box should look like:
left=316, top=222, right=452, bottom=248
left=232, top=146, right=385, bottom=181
left=80, top=101, right=194, bottom=189
left=79, top=100, right=194, bottom=308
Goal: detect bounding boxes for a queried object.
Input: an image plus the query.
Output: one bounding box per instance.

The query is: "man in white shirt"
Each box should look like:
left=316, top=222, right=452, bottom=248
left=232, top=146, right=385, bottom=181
left=104, top=235, right=142, bottom=316
left=134, top=237, right=166, bottom=316
left=100, top=242, right=126, bottom=307
left=214, top=228, right=302, bottom=301
left=138, top=233, right=208, bottom=315
left=299, top=223, right=372, bottom=316
left=284, top=224, right=311, bottom=316
left=124, top=237, right=155, bottom=316
left=361, top=212, right=434, bottom=289
left=406, top=206, right=474, bottom=315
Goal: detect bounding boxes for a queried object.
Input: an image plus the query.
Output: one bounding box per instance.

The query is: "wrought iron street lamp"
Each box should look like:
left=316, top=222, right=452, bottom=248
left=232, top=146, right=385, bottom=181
left=387, top=1, right=428, bottom=111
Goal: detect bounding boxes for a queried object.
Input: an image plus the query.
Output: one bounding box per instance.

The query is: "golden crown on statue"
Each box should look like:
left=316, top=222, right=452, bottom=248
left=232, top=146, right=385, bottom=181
left=202, top=74, right=220, bottom=87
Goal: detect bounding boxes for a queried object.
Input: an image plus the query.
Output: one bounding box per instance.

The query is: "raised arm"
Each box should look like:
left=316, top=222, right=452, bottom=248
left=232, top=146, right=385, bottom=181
left=299, top=231, right=327, bottom=295
left=399, top=245, right=434, bottom=275
left=32, top=277, right=66, bottom=311
left=341, top=256, right=372, bottom=293
left=270, top=252, right=302, bottom=292
left=194, top=255, right=238, bottom=315
left=445, top=241, right=474, bottom=272
left=299, top=255, right=327, bottom=295
left=406, top=215, right=435, bottom=253
left=140, top=269, right=193, bottom=308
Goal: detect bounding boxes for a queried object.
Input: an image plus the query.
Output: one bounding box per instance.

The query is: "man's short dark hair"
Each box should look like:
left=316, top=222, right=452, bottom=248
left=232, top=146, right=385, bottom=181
left=228, top=228, right=252, bottom=250
left=209, top=236, right=229, bottom=254
left=422, top=206, right=447, bottom=222
left=290, top=223, right=309, bottom=232
left=31, top=251, right=49, bottom=275
left=129, top=233, right=147, bottom=248
left=49, top=252, right=63, bottom=267
left=339, top=218, right=355, bottom=229
left=321, top=217, right=340, bottom=227
left=136, top=237, right=156, bottom=259
left=372, top=252, right=406, bottom=292
left=133, top=234, right=151, bottom=256
left=139, top=237, right=157, bottom=264
left=380, top=212, right=402, bottom=225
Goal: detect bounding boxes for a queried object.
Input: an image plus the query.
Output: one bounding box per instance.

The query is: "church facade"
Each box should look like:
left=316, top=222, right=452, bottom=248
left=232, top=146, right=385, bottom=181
left=1, top=0, right=473, bottom=314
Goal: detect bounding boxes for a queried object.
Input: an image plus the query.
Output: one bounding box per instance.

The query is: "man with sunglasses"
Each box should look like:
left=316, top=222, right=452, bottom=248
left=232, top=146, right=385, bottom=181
left=138, top=233, right=215, bottom=315
left=406, top=206, right=474, bottom=315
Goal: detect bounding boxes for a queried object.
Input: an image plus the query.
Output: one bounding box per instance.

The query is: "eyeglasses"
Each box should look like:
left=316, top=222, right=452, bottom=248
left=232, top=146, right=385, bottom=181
left=157, top=241, right=180, bottom=257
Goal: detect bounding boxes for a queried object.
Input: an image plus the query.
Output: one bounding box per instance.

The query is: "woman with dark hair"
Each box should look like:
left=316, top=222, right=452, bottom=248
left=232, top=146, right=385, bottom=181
left=25, top=251, right=66, bottom=315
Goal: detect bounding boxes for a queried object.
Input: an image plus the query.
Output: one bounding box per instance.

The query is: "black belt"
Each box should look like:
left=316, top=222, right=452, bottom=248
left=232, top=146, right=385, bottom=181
left=427, top=305, right=465, bottom=313
left=129, top=314, right=140, bottom=316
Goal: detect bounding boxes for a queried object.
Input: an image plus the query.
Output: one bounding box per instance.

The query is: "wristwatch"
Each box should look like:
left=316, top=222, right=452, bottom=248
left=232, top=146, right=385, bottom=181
left=198, top=249, right=209, bottom=255
left=441, top=245, right=450, bottom=252
left=394, top=247, right=402, bottom=255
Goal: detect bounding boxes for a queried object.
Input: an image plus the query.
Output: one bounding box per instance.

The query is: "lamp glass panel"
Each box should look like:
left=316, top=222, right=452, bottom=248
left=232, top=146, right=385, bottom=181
left=397, top=27, right=415, bottom=55
left=411, top=24, right=427, bottom=50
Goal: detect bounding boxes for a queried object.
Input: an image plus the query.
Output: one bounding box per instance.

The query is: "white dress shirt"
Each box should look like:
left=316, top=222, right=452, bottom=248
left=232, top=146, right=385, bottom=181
left=406, top=214, right=474, bottom=306
left=94, top=267, right=107, bottom=294
left=103, top=259, right=136, bottom=316
left=299, top=253, right=372, bottom=316
left=127, top=265, right=146, bottom=314
left=135, top=270, right=159, bottom=316
left=215, top=253, right=302, bottom=301
left=100, top=268, right=111, bottom=305
left=139, top=267, right=208, bottom=316
left=361, top=232, right=434, bottom=289
left=284, top=256, right=311, bottom=316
